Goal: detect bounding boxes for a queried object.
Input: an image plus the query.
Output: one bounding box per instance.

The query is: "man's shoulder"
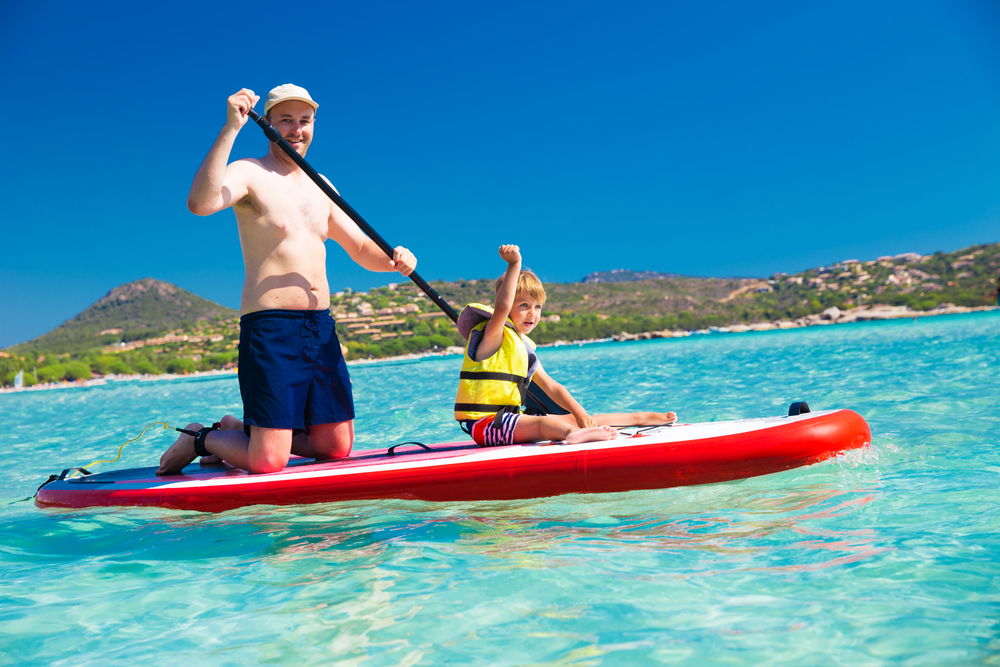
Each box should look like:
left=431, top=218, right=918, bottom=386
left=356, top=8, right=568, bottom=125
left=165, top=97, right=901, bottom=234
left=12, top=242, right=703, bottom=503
left=230, top=157, right=266, bottom=171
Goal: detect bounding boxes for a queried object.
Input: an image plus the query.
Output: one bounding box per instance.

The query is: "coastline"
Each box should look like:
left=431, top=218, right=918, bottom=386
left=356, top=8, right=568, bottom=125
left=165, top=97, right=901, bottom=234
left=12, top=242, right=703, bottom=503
left=0, top=368, right=239, bottom=395
left=3, top=305, right=995, bottom=395
left=597, top=303, right=999, bottom=343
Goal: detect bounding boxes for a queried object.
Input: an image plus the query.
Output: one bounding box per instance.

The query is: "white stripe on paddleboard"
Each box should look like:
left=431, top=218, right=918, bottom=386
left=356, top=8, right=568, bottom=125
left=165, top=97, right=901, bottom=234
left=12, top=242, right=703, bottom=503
left=151, top=411, right=840, bottom=491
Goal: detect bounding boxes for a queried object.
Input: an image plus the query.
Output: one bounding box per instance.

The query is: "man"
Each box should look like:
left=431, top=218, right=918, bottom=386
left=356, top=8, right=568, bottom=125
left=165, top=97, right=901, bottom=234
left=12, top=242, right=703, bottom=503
left=158, top=84, right=417, bottom=475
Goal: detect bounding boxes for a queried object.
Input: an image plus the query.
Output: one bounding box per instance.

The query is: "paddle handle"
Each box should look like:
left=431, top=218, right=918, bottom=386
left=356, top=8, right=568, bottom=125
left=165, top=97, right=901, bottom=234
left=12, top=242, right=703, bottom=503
left=246, top=109, right=459, bottom=323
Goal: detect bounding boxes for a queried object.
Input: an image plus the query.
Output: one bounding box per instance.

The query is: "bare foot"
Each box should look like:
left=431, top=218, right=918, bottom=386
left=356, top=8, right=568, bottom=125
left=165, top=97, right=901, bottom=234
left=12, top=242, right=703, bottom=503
left=566, top=425, right=618, bottom=444
left=658, top=412, right=678, bottom=424
left=157, top=422, right=203, bottom=475
left=199, top=415, right=243, bottom=464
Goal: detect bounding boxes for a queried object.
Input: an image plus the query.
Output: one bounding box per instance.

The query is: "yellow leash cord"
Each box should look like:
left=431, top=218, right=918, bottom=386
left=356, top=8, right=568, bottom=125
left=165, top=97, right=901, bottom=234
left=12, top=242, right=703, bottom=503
left=74, top=421, right=176, bottom=477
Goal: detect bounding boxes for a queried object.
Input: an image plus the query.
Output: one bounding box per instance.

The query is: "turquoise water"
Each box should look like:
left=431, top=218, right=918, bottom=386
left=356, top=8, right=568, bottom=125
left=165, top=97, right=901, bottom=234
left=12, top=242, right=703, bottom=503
left=2, top=312, right=998, bottom=665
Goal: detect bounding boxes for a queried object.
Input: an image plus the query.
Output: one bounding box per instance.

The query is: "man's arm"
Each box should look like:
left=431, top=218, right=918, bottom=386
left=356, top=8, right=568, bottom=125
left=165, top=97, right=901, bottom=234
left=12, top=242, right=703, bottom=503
left=530, top=367, right=599, bottom=428
left=324, top=180, right=417, bottom=275
left=474, top=245, right=521, bottom=362
left=187, top=89, right=259, bottom=216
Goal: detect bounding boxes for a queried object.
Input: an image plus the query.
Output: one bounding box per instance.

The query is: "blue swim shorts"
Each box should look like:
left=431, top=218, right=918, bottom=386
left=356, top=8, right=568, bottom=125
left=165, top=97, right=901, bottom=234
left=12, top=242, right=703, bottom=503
left=238, top=309, right=355, bottom=434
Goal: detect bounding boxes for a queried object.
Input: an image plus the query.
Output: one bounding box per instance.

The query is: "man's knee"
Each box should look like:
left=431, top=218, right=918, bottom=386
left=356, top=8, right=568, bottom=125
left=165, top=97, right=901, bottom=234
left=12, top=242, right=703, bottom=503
left=248, top=427, right=294, bottom=473
left=310, top=421, right=354, bottom=458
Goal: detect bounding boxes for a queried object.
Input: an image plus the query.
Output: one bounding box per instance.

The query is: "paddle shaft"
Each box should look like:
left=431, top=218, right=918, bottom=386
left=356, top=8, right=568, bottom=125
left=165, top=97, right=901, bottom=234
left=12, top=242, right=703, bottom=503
left=246, top=109, right=567, bottom=416
left=247, top=109, right=458, bottom=322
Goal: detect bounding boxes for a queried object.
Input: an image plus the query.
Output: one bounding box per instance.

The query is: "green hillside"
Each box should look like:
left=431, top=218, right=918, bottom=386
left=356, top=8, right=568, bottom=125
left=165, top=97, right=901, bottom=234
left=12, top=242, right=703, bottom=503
left=6, top=278, right=237, bottom=356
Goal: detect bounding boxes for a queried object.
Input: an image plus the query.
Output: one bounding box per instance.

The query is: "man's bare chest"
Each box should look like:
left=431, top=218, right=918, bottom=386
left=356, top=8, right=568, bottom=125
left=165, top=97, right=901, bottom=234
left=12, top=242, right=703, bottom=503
left=239, top=176, right=330, bottom=237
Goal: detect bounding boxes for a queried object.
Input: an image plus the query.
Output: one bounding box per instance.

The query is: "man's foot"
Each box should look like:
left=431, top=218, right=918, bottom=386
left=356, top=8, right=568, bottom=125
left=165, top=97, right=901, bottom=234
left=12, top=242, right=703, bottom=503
left=199, top=415, right=243, bottom=464
left=566, top=425, right=618, bottom=444
left=157, top=422, right=203, bottom=475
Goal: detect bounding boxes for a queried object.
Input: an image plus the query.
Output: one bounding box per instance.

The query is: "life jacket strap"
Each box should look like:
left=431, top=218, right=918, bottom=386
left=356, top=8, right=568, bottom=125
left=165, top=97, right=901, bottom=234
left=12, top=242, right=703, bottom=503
left=458, top=371, right=526, bottom=384
left=454, top=402, right=508, bottom=414
left=453, top=403, right=524, bottom=430
left=457, top=371, right=530, bottom=416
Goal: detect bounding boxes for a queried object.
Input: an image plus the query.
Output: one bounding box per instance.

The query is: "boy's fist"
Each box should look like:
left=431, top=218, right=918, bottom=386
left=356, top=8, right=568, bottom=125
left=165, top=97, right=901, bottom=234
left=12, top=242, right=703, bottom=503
left=499, top=244, right=521, bottom=264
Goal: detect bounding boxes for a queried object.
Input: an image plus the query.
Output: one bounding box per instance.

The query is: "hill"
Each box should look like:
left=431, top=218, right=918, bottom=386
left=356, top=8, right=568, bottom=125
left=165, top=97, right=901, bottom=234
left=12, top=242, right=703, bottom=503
left=7, top=278, right=238, bottom=356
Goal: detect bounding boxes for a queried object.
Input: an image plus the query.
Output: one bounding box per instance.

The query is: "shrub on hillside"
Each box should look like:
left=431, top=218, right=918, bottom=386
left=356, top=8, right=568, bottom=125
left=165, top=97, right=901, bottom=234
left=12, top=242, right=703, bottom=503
left=134, top=359, right=158, bottom=375
left=107, top=359, right=134, bottom=375
left=64, top=362, right=93, bottom=381
left=429, top=335, right=454, bottom=349
left=165, top=358, right=196, bottom=374
left=90, top=355, right=120, bottom=374
left=37, top=364, right=67, bottom=382
left=405, top=335, right=431, bottom=352
left=203, top=352, right=238, bottom=369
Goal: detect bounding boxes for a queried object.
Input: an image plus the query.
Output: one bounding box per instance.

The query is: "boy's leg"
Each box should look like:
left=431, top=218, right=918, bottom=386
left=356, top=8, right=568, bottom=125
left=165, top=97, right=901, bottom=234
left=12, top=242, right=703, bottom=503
left=513, top=415, right=616, bottom=444
left=512, top=414, right=571, bottom=442
left=548, top=412, right=677, bottom=428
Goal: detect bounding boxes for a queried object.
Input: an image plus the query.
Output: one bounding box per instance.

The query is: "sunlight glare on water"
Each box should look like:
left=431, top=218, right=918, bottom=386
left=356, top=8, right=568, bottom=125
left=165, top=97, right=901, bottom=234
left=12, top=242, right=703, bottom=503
left=1, top=312, right=998, bottom=665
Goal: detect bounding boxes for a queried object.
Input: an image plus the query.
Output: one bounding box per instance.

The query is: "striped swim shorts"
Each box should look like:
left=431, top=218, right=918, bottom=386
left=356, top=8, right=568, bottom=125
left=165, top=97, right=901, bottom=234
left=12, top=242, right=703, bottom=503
left=466, top=412, right=522, bottom=447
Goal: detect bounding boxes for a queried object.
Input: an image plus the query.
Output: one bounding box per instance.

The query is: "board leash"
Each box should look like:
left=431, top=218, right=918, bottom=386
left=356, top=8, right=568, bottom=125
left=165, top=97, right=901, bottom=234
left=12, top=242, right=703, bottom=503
left=72, top=422, right=207, bottom=478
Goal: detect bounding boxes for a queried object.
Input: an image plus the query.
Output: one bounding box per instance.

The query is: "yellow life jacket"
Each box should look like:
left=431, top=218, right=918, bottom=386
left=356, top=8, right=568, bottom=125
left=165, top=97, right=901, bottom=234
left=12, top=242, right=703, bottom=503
left=454, top=303, right=541, bottom=421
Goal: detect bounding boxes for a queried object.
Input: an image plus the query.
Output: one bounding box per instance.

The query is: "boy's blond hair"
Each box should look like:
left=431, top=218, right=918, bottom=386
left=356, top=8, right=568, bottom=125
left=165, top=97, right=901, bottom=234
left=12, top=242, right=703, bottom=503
left=496, top=269, right=546, bottom=304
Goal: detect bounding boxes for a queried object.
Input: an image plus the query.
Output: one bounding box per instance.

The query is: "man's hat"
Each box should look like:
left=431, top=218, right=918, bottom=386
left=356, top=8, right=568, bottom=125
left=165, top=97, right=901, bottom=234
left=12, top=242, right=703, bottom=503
left=264, top=84, right=319, bottom=115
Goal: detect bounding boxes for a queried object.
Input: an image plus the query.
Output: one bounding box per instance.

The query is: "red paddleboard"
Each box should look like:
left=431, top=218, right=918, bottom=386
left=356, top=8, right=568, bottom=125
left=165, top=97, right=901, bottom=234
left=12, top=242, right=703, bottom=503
left=35, top=409, right=870, bottom=513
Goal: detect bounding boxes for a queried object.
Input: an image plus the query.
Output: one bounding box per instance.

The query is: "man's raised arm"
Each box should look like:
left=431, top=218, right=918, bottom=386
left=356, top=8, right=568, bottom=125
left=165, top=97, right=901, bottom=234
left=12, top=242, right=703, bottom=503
left=187, top=89, right=259, bottom=216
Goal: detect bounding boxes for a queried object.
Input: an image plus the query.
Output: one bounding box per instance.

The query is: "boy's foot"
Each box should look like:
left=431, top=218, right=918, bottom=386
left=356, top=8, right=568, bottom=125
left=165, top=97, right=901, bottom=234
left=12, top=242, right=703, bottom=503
left=658, top=412, right=678, bottom=424
left=566, top=425, right=618, bottom=444
left=157, top=422, right=203, bottom=476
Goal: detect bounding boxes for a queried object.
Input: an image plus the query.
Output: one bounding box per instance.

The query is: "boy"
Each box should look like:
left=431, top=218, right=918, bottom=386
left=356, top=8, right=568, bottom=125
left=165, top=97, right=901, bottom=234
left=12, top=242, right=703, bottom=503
left=454, top=244, right=677, bottom=446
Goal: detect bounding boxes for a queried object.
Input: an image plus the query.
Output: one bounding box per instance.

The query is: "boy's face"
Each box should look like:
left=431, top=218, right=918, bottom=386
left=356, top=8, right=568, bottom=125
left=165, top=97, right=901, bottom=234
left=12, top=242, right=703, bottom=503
left=509, top=291, right=543, bottom=335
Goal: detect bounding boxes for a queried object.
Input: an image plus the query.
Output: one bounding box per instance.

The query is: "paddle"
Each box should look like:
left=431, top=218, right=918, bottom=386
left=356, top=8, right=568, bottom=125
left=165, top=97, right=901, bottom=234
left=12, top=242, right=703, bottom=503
left=246, top=109, right=567, bottom=415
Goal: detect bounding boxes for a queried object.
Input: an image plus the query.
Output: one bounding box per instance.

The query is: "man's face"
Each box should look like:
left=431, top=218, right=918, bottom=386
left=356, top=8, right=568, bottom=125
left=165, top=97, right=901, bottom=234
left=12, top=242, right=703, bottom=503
left=509, top=291, right=543, bottom=335
left=268, top=100, right=315, bottom=156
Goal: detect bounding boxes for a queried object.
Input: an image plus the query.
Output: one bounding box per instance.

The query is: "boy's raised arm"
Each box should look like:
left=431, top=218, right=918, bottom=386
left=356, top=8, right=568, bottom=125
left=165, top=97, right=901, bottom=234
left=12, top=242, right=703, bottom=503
left=474, top=244, right=522, bottom=362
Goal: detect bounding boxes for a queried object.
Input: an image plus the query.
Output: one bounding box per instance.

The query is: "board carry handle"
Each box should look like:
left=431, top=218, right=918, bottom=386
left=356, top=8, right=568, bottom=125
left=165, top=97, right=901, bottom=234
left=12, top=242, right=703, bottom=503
left=788, top=401, right=811, bottom=416
left=36, top=467, right=92, bottom=495
left=387, top=442, right=433, bottom=456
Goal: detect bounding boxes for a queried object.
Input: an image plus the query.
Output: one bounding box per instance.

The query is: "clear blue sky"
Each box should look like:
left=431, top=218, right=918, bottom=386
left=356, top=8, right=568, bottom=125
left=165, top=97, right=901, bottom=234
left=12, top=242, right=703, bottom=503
left=1, top=0, right=998, bottom=348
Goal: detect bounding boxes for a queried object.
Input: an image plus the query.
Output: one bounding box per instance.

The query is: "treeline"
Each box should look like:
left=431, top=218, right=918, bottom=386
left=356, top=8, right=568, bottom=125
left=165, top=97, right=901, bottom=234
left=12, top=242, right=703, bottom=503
left=1, top=349, right=240, bottom=388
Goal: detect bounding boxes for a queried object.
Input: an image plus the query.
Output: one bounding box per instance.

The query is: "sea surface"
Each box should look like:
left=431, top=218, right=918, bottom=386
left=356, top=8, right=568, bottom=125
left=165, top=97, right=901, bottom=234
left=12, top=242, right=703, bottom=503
left=1, top=312, right=998, bottom=665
